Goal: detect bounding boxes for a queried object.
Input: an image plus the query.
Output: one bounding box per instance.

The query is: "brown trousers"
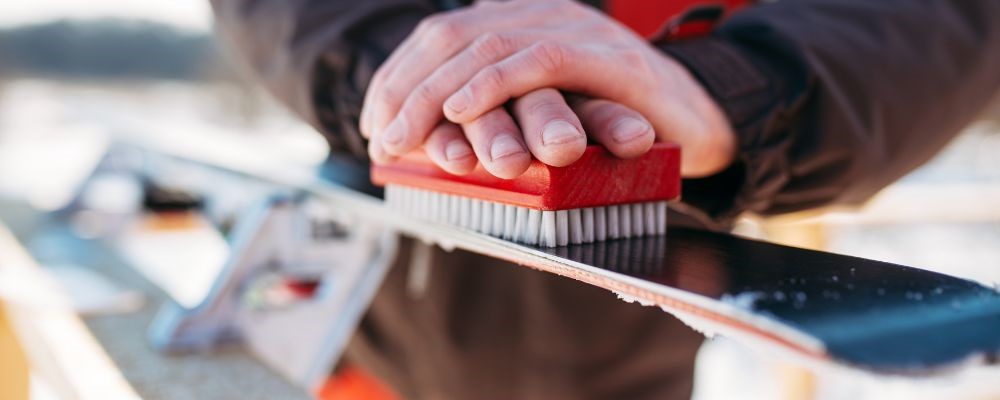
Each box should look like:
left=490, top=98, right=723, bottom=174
left=347, top=238, right=704, bottom=400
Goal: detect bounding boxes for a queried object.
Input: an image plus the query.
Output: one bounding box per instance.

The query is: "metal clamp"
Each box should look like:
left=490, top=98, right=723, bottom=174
left=148, top=194, right=398, bottom=390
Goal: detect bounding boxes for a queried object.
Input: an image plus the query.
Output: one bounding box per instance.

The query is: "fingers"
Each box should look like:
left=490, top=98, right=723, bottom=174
left=443, top=42, right=641, bottom=124
left=363, top=3, right=554, bottom=147
left=569, top=97, right=655, bottom=159
left=461, top=108, right=531, bottom=179
left=360, top=8, right=472, bottom=139
left=511, top=88, right=586, bottom=167
left=368, top=132, right=397, bottom=165
left=423, top=122, right=477, bottom=175
left=379, top=32, right=531, bottom=157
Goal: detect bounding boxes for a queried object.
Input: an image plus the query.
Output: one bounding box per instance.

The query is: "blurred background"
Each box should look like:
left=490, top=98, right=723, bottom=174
left=0, top=1, right=998, bottom=400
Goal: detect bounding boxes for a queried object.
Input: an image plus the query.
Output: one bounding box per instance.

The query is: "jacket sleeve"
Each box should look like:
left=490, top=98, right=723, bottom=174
left=209, top=0, right=440, bottom=158
left=663, top=0, right=1000, bottom=224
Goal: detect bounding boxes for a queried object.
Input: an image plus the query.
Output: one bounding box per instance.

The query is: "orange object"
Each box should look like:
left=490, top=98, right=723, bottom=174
left=0, top=305, right=29, bottom=400
left=142, top=211, right=202, bottom=231
left=372, top=143, right=681, bottom=211
left=606, top=0, right=751, bottom=40
left=317, top=365, right=399, bottom=400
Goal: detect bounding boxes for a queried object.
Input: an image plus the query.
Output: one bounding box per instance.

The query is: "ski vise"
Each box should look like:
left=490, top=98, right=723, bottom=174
left=147, top=194, right=398, bottom=390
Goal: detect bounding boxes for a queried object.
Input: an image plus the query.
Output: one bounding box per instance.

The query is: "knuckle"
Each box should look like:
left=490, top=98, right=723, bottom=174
left=592, top=20, right=622, bottom=37
left=409, top=83, right=439, bottom=110
left=372, top=90, right=404, bottom=124
left=479, top=64, right=508, bottom=90
left=410, top=83, right=440, bottom=106
left=473, top=0, right=502, bottom=10
left=415, top=14, right=441, bottom=35
left=471, top=32, right=515, bottom=61
left=618, top=48, right=654, bottom=78
left=528, top=42, right=568, bottom=76
left=375, top=86, right=401, bottom=108
left=526, top=93, right=567, bottom=116
left=421, top=16, right=464, bottom=45
left=555, top=0, right=589, bottom=17
left=602, top=103, right=635, bottom=121
left=369, top=68, right=389, bottom=90
left=619, top=47, right=647, bottom=66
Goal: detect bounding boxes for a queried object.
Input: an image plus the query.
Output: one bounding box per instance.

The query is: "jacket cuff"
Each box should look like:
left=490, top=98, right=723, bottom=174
left=660, top=36, right=809, bottom=226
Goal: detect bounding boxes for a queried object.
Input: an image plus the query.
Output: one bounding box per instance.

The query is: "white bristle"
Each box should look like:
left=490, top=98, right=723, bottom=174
left=403, top=186, right=413, bottom=215
left=513, top=207, right=528, bottom=243
left=594, top=207, right=607, bottom=241
left=555, top=210, right=569, bottom=246
left=419, top=190, right=428, bottom=218
left=655, top=201, right=668, bottom=235
left=568, top=209, right=583, bottom=245
left=607, top=206, right=620, bottom=239
left=541, top=211, right=556, bottom=247
left=432, top=192, right=444, bottom=222
left=581, top=208, right=595, bottom=243
left=503, top=205, right=516, bottom=240
left=470, top=199, right=482, bottom=232
left=479, top=199, right=490, bottom=232
left=525, top=210, right=542, bottom=245
left=443, top=194, right=453, bottom=224
left=457, top=197, right=469, bottom=229
left=631, top=203, right=644, bottom=237
left=491, top=203, right=504, bottom=236
left=644, top=202, right=656, bottom=235
left=395, top=186, right=405, bottom=213
left=384, top=184, right=669, bottom=248
left=619, top=204, right=631, bottom=238
left=448, top=195, right=459, bottom=225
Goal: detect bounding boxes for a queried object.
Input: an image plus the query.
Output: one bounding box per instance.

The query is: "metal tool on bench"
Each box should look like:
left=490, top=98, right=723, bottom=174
left=147, top=194, right=398, bottom=390
left=62, top=145, right=400, bottom=390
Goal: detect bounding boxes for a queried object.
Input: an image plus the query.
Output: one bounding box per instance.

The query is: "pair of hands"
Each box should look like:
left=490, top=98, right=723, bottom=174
left=361, top=0, right=736, bottom=179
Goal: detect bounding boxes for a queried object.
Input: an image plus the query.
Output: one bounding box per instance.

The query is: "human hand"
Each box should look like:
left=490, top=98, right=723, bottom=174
left=361, top=7, right=656, bottom=179
left=362, top=0, right=736, bottom=178
left=415, top=90, right=658, bottom=178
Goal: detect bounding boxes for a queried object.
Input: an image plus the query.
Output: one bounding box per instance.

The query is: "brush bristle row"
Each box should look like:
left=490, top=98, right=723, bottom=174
left=386, top=185, right=668, bottom=247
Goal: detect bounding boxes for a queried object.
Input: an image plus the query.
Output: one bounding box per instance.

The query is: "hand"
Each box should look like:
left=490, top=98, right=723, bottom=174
left=362, top=0, right=736, bottom=177
left=365, top=88, right=654, bottom=179
left=414, top=90, right=657, bottom=178
left=362, top=1, right=656, bottom=179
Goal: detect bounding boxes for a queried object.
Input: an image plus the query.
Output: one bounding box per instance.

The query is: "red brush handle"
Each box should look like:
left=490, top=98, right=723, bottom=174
left=606, top=0, right=751, bottom=40
left=371, top=143, right=681, bottom=210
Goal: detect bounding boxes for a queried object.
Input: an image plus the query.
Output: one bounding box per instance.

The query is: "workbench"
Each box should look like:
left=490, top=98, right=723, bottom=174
left=0, top=203, right=309, bottom=399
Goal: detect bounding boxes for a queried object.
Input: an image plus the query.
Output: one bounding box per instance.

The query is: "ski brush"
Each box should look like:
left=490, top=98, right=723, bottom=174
left=372, top=143, right=680, bottom=247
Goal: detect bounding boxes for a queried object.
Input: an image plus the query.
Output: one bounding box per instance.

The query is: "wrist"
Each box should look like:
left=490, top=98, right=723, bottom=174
left=681, top=57, right=738, bottom=177
left=654, top=51, right=738, bottom=177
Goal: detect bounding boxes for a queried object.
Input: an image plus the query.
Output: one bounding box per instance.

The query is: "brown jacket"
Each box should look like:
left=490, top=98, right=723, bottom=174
left=210, top=1, right=1000, bottom=398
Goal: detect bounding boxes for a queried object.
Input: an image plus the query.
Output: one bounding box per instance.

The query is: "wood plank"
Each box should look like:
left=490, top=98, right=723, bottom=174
left=0, top=222, right=139, bottom=400
left=0, top=304, right=29, bottom=400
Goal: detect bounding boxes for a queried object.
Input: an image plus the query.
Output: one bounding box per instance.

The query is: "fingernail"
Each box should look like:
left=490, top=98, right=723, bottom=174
left=542, top=120, right=582, bottom=146
left=611, top=118, right=651, bottom=143
left=445, top=140, right=473, bottom=161
left=489, top=135, right=525, bottom=161
left=445, top=89, right=472, bottom=114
